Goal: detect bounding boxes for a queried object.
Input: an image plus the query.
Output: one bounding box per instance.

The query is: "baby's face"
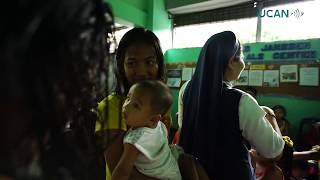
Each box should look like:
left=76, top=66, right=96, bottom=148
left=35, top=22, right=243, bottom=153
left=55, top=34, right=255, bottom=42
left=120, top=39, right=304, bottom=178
left=122, top=85, right=153, bottom=128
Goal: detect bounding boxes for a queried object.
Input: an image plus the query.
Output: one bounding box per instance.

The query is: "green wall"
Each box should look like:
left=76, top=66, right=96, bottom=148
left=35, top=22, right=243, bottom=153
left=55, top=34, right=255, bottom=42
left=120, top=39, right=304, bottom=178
left=106, top=0, right=170, bottom=28
left=123, top=0, right=148, bottom=12
left=107, top=0, right=148, bottom=27
left=165, top=47, right=201, bottom=63
left=257, top=95, right=320, bottom=141
left=164, top=47, right=320, bottom=142
left=148, top=0, right=172, bottom=51
left=106, top=0, right=172, bottom=51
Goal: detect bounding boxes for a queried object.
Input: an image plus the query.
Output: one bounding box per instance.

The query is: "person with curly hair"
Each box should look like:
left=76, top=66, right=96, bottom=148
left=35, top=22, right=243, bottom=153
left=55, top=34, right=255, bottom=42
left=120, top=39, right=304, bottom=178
left=0, top=0, right=113, bottom=179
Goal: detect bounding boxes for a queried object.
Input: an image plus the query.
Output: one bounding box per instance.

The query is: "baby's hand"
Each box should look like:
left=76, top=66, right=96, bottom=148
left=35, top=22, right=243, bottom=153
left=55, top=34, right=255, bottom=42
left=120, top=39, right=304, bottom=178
left=260, top=106, right=282, bottom=135
left=260, top=106, right=275, bottom=116
left=260, top=106, right=276, bottom=123
left=311, top=145, right=320, bottom=151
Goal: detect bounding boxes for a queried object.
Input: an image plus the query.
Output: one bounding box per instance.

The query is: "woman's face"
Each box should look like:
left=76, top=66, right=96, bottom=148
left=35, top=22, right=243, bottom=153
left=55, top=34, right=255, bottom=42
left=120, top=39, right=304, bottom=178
left=124, top=44, right=159, bottom=85
left=225, top=53, right=245, bottom=81
left=274, top=108, right=285, bottom=120
left=233, top=55, right=245, bottom=80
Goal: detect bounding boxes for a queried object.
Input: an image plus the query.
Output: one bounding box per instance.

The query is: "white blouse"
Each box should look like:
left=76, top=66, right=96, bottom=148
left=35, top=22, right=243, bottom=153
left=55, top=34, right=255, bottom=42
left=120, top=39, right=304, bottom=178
left=178, top=81, right=284, bottom=159
left=124, top=121, right=181, bottom=180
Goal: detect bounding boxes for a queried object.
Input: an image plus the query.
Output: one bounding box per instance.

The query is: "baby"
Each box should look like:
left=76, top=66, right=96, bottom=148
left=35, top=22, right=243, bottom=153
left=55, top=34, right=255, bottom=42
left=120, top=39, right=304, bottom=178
left=112, top=80, right=181, bottom=180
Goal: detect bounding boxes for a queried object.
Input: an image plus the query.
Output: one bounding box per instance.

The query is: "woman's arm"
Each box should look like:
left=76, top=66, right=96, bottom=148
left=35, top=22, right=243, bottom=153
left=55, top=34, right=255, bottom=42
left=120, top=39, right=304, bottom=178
left=95, top=96, right=127, bottom=172
left=112, top=143, right=139, bottom=180
left=293, top=150, right=320, bottom=160
left=239, top=95, right=284, bottom=161
left=96, top=96, right=159, bottom=179
left=96, top=129, right=125, bottom=172
left=97, top=129, right=159, bottom=180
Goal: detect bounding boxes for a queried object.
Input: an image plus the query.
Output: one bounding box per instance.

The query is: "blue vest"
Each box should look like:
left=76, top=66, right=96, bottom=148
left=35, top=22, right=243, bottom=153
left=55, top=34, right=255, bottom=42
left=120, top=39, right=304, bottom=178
left=210, top=85, right=255, bottom=180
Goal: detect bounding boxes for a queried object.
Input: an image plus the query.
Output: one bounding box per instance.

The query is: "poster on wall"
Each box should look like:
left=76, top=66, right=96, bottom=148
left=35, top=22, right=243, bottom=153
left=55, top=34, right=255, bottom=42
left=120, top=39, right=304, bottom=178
left=263, top=70, right=279, bottom=87
left=182, top=67, right=193, bottom=80
left=280, top=65, right=298, bottom=82
left=250, top=64, right=266, bottom=70
left=167, top=69, right=182, bottom=78
left=235, top=70, right=249, bottom=86
left=299, top=67, right=319, bottom=86
left=166, top=78, right=181, bottom=88
left=249, top=70, right=263, bottom=86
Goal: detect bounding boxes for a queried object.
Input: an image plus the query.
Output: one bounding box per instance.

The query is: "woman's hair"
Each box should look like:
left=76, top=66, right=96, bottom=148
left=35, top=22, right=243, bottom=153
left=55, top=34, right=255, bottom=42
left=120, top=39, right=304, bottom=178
left=115, top=27, right=165, bottom=95
left=180, top=31, right=240, bottom=179
left=273, top=105, right=287, bottom=117
left=0, top=0, right=113, bottom=179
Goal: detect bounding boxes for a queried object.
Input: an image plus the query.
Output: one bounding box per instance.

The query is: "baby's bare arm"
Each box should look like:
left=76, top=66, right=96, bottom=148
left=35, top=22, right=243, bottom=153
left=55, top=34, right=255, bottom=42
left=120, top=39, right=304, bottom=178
left=260, top=106, right=282, bottom=136
left=256, top=106, right=283, bottom=161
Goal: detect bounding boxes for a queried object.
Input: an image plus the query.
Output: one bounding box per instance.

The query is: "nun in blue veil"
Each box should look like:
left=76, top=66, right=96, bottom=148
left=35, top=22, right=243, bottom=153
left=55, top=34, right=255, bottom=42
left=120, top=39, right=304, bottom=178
left=179, top=31, right=284, bottom=179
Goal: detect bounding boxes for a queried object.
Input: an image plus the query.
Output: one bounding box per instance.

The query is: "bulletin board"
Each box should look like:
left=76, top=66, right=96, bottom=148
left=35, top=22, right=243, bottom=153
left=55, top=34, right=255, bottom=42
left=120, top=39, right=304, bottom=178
left=235, top=63, right=320, bottom=99
left=166, top=62, right=196, bottom=88
left=167, top=62, right=320, bottom=98
left=239, top=39, right=320, bottom=99
left=165, top=38, right=320, bottom=98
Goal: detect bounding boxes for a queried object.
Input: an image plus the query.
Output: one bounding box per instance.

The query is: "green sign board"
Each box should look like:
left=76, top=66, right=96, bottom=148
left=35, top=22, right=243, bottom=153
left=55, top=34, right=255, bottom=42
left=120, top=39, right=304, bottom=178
left=243, top=39, right=320, bottom=63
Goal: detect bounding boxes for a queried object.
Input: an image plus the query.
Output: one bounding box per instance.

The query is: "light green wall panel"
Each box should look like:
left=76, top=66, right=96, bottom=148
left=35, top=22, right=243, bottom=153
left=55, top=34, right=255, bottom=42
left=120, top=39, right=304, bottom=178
left=123, top=0, right=148, bottom=12
left=164, top=47, right=201, bottom=63
left=244, top=39, right=320, bottom=63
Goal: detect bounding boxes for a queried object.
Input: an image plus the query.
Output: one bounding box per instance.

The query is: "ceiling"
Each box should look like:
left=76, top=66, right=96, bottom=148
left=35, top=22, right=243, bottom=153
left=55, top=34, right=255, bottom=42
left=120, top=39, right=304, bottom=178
left=167, top=0, right=252, bottom=15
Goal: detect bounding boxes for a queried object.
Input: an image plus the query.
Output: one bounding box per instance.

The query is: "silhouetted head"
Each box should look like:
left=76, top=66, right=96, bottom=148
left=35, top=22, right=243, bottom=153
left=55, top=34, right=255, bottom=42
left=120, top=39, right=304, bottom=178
left=0, top=0, right=113, bottom=178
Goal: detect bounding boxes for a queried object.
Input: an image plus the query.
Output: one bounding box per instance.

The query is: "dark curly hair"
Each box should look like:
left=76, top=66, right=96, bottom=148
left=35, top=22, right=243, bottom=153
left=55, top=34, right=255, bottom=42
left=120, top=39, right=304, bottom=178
left=0, top=0, right=113, bottom=179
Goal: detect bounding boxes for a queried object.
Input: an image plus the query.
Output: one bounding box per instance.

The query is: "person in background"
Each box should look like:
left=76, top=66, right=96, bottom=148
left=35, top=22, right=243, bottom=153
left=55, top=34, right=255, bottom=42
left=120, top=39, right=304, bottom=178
left=179, top=31, right=284, bottom=179
left=241, top=90, right=317, bottom=179
left=112, top=80, right=181, bottom=180
left=273, top=105, right=291, bottom=136
left=254, top=106, right=319, bottom=180
left=0, top=0, right=113, bottom=179
left=95, top=27, right=172, bottom=179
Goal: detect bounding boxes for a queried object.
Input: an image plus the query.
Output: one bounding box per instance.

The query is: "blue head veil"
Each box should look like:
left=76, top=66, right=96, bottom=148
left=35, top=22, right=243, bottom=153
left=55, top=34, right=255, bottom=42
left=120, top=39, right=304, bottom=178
left=180, top=31, right=240, bottom=177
